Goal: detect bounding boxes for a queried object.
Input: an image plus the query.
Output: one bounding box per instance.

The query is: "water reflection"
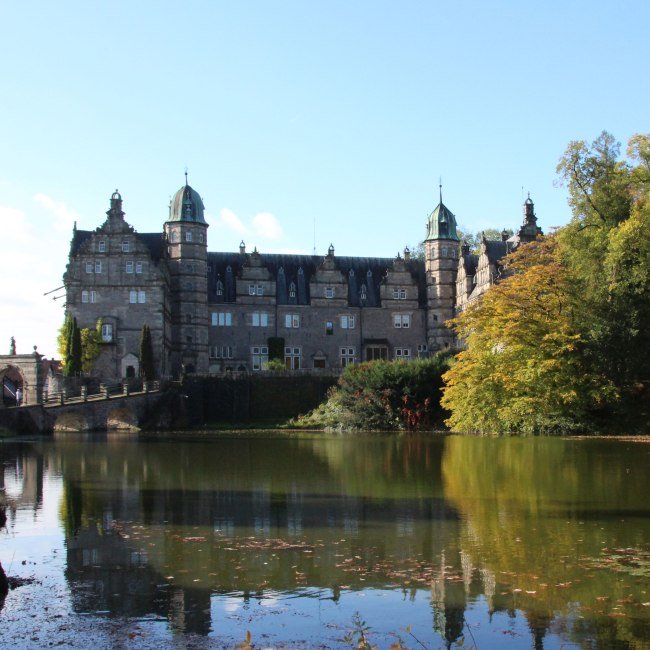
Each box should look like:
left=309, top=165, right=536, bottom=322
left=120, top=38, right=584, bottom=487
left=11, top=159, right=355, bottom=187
left=1, top=433, right=649, bottom=647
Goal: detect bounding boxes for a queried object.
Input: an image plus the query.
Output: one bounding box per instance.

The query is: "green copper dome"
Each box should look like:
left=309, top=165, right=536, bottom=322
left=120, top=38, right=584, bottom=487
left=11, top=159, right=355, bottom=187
left=168, top=183, right=206, bottom=224
left=426, top=200, right=459, bottom=241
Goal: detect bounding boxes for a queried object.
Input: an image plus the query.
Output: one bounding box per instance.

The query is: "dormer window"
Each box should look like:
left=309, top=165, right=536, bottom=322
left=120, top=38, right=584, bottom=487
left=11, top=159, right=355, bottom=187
left=216, top=280, right=224, bottom=296
left=360, top=284, right=367, bottom=301
left=325, top=287, right=334, bottom=299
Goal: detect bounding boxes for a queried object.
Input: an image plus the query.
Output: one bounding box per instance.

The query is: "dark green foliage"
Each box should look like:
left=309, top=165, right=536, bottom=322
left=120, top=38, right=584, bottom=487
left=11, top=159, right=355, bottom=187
left=65, top=317, right=82, bottom=377
left=58, top=313, right=73, bottom=371
left=297, top=353, right=454, bottom=431
left=267, top=337, right=285, bottom=361
left=139, top=324, right=155, bottom=380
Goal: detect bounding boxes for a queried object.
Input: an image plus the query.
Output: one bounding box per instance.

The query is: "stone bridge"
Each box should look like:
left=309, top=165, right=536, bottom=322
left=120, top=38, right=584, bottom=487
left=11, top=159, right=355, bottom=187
left=0, top=390, right=168, bottom=434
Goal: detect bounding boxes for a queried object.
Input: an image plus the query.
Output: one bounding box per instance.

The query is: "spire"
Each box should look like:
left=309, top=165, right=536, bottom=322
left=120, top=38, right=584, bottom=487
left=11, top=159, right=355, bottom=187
left=184, top=166, right=189, bottom=186
left=439, top=176, right=443, bottom=205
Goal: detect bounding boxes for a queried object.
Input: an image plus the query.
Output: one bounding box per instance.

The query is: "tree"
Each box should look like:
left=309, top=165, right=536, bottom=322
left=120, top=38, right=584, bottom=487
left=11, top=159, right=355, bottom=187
left=443, top=132, right=650, bottom=434
left=57, top=313, right=74, bottom=368
left=557, top=132, right=650, bottom=392
left=441, top=237, right=617, bottom=433
left=80, top=321, right=103, bottom=374
left=139, top=324, right=155, bottom=381
left=65, top=317, right=82, bottom=377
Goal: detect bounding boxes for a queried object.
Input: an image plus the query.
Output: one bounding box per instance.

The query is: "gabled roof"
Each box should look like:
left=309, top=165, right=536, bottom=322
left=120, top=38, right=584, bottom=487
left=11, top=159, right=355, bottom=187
left=484, top=240, right=514, bottom=265
left=460, top=252, right=479, bottom=276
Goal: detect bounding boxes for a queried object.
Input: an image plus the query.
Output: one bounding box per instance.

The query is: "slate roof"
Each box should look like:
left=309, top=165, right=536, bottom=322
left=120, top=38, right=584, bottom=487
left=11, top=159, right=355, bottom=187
left=484, top=240, right=515, bottom=265
left=208, top=252, right=427, bottom=307
left=461, top=252, right=479, bottom=276
left=70, top=230, right=166, bottom=262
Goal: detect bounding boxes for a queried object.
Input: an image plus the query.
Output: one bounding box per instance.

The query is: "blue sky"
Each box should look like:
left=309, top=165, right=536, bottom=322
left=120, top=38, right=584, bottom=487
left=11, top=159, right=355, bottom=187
left=1, top=1, right=648, bottom=357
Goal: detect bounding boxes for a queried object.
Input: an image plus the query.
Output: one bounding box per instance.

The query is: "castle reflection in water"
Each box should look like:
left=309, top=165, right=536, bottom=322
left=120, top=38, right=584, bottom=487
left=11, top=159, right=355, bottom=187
left=2, top=433, right=648, bottom=648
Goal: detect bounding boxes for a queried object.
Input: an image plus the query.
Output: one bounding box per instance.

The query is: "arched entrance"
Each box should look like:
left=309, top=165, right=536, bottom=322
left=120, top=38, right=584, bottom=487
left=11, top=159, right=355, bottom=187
left=1, top=365, right=24, bottom=407
left=0, top=354, right=44, bottom=407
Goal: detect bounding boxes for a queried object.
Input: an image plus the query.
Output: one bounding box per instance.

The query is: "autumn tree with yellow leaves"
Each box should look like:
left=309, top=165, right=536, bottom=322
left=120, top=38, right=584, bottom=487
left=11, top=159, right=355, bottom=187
left=442, top=132, right=650, bottom=434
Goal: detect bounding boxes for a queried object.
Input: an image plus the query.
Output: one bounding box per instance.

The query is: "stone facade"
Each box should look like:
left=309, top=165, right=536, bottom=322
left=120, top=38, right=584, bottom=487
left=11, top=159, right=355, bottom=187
left=64, top=185, right=542, bottom=381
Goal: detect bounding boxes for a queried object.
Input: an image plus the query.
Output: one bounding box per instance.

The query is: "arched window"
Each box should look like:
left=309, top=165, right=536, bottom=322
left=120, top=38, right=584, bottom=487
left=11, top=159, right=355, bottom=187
left=289, top=282, right=296, bottom=298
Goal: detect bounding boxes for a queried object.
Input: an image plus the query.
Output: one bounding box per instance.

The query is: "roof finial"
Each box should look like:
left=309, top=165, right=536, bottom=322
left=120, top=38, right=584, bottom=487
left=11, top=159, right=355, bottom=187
left=439, top=176, right=443, bottom=204
left=184, top=166, right=189, bottom=186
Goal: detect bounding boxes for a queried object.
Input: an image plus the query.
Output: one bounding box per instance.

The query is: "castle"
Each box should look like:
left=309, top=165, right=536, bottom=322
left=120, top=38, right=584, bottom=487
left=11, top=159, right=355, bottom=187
left=64, top=183, right=542, bottom=380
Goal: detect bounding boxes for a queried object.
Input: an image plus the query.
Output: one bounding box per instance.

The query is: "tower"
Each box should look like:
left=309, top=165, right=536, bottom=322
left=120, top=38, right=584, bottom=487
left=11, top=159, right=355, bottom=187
left=424, top=185, right=460, bottom=350
left=515, top=193, right=543, bottom=244
left=164, top=177, right=209, bottom=376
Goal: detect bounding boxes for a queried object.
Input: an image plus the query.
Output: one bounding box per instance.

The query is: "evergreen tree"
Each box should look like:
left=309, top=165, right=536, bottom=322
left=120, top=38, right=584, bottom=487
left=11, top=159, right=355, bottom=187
left=139, top=324, right=155, bottom=381
left=65, top=317, right=82, bottom=377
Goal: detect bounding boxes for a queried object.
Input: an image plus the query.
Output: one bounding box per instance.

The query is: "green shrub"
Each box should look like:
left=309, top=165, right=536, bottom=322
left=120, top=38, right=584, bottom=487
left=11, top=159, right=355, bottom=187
left=295, top=352, right=454, bottom=431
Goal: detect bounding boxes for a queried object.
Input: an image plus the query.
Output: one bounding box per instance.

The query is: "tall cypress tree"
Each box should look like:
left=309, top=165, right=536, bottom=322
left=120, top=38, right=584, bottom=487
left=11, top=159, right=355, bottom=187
left=139, top=324, right=155, bottom=381
left=60, top=313, right=75, bottom=374
left=66, top=317, right=82, bottom=376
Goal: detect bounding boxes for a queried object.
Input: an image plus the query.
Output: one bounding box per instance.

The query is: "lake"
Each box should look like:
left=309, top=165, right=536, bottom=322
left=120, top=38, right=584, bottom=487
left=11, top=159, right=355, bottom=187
left=1, top=432, right=649, bottom=648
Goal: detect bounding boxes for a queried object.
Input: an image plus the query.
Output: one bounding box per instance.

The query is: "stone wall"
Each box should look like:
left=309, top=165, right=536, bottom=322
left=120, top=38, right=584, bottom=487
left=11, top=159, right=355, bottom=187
left=181, top=372, right=339, bottom=425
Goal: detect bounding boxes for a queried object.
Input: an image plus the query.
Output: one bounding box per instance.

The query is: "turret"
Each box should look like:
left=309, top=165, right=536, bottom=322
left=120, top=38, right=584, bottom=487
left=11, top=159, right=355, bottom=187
left=515, top=193, right=543, bottom=244
left=164, top=174, right=209, bottom=376
left=424, top=184, right=460, bottom=350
